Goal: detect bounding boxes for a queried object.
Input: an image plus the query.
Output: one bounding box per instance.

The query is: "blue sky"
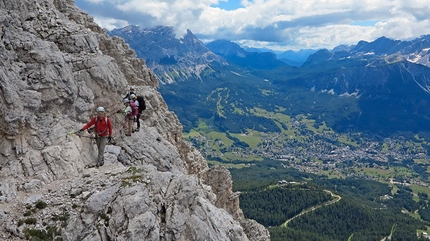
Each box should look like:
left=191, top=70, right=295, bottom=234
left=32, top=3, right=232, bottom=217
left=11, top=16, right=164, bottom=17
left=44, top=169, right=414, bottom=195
left=212, top=1, right=243, bottom=10
left=74, top=0, right=430, bottom=51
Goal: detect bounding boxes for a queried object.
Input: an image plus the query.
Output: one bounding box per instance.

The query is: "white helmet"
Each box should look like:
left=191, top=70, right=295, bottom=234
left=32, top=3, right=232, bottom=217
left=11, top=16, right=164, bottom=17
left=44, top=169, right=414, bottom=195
left=130, top=94, right=136, bottom=99
left=96, top=106, right=105, bottom=112
left=130, top=85, right=136, bottom=90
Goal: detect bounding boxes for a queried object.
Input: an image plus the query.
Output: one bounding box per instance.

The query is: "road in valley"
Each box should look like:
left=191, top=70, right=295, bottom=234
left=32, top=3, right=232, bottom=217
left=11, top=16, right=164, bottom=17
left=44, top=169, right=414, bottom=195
left=282, top=190, right=342, bottom=228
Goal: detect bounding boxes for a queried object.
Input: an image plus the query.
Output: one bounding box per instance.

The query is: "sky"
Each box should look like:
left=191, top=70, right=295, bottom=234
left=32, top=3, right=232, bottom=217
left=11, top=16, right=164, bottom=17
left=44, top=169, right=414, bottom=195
left=74, top=0, right=430, bottom=51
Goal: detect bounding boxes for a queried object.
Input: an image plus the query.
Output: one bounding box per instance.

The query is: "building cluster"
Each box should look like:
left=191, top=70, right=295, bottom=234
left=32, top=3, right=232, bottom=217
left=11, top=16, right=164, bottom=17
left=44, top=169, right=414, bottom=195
left=188, top=124, right=430, bottom=187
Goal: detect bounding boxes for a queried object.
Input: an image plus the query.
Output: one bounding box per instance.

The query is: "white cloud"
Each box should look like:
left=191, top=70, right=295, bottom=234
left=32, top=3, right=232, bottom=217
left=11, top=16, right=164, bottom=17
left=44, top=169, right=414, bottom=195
left=93, top=16, right=130, bottom=31
left=116, top=1, right=169, bottom=19
left=75, top=0, right=430, bottom=51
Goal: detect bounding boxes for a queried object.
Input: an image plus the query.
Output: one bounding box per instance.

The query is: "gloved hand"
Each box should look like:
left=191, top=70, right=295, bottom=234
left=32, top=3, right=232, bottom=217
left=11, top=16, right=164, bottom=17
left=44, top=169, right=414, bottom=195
left=108, top=136, right=112, bottom=142
left=116, top=109, right=121, bottom=113
left=76, top=129, right=84, bottom=135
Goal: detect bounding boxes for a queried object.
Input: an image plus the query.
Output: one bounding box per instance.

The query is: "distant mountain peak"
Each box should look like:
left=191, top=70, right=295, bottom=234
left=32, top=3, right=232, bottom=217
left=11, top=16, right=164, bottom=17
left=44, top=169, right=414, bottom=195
left=206, top=39, right=288, bottom=70
left=108, top=25, right=227, bottom=84
left=303, top=35, right=430, bottom=69
left=206, top=39, right=247, bottom=57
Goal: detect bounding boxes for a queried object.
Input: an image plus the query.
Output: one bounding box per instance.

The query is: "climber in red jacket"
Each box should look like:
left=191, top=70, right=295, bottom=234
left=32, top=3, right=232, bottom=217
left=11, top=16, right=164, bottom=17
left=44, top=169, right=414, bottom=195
left=78, top=106, right=112, bottom=167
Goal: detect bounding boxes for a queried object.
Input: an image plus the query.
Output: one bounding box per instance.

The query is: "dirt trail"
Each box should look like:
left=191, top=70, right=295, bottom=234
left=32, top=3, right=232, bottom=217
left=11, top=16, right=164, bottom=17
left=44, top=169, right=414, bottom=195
left=283, top=190, right=341, bottom=227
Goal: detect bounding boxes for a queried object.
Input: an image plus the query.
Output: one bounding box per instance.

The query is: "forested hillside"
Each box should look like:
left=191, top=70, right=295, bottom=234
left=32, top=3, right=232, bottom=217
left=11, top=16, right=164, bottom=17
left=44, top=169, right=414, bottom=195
left=231, top=160, right=430, bottom=240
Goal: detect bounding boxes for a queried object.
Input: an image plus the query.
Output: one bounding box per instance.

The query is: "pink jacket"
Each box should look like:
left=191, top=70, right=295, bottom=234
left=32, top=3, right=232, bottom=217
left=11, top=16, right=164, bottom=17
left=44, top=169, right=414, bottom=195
left=129, top=101, right=138, bottom=117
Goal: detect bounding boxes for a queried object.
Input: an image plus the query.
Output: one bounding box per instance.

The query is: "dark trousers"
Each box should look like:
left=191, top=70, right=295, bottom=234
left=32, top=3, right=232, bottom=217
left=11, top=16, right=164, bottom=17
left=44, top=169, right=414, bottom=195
left=136, top=112, right=141, bottom=129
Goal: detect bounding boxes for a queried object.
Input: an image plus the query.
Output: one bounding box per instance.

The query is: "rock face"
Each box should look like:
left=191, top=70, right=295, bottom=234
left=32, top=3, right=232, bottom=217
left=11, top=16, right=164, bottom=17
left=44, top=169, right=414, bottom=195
left=0, top=0, right=270, bottom=240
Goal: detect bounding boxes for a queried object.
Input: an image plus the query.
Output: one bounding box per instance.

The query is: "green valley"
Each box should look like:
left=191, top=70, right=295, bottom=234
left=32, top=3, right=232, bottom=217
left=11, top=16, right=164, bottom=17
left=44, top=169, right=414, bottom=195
left=182, top=107, right=430, bottom=240
left=109, top=26, right=430, bottom=240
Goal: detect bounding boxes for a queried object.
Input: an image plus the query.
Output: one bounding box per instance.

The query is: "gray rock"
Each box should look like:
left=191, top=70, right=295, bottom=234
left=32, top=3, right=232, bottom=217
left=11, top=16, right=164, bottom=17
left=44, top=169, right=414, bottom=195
left=0, top=0, right=269, bottom=240
left=25, top=194, right=43, bottom=205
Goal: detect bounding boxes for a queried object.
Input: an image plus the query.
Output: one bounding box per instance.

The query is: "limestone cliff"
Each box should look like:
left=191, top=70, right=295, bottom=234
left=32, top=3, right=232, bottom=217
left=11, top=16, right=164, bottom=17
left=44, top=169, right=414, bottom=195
left=0, top=0, right=270, bottom=240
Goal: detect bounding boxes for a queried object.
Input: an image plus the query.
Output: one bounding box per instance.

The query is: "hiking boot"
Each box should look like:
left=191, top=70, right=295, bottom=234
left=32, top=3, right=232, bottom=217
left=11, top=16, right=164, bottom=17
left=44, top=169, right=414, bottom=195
left=96, top=162, right=104, bottom=167
left=135, top=128, right=139, bottom=132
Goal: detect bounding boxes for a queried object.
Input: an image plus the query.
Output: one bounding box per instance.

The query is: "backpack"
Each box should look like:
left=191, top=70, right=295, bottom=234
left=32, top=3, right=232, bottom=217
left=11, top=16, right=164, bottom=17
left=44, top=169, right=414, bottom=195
left=136, top=96, right=146, bottom=112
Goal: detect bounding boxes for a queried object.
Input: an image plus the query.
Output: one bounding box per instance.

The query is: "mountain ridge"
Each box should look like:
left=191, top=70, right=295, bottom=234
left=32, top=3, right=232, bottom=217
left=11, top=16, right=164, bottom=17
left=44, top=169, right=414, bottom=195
left=107, top=24, right=430, bottom=137
left=104, top=24, right=430, bottom=241
left=107, top=25, right=230, bottom=84
left=0, top=1, right=269, bottom=240
left=206, top=39, right=288, bottom=70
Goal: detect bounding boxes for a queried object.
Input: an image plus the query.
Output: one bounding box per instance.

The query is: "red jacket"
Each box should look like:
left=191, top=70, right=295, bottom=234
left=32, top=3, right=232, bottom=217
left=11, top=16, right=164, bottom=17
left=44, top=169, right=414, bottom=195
left=82, top=116, right=112, bottom=137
